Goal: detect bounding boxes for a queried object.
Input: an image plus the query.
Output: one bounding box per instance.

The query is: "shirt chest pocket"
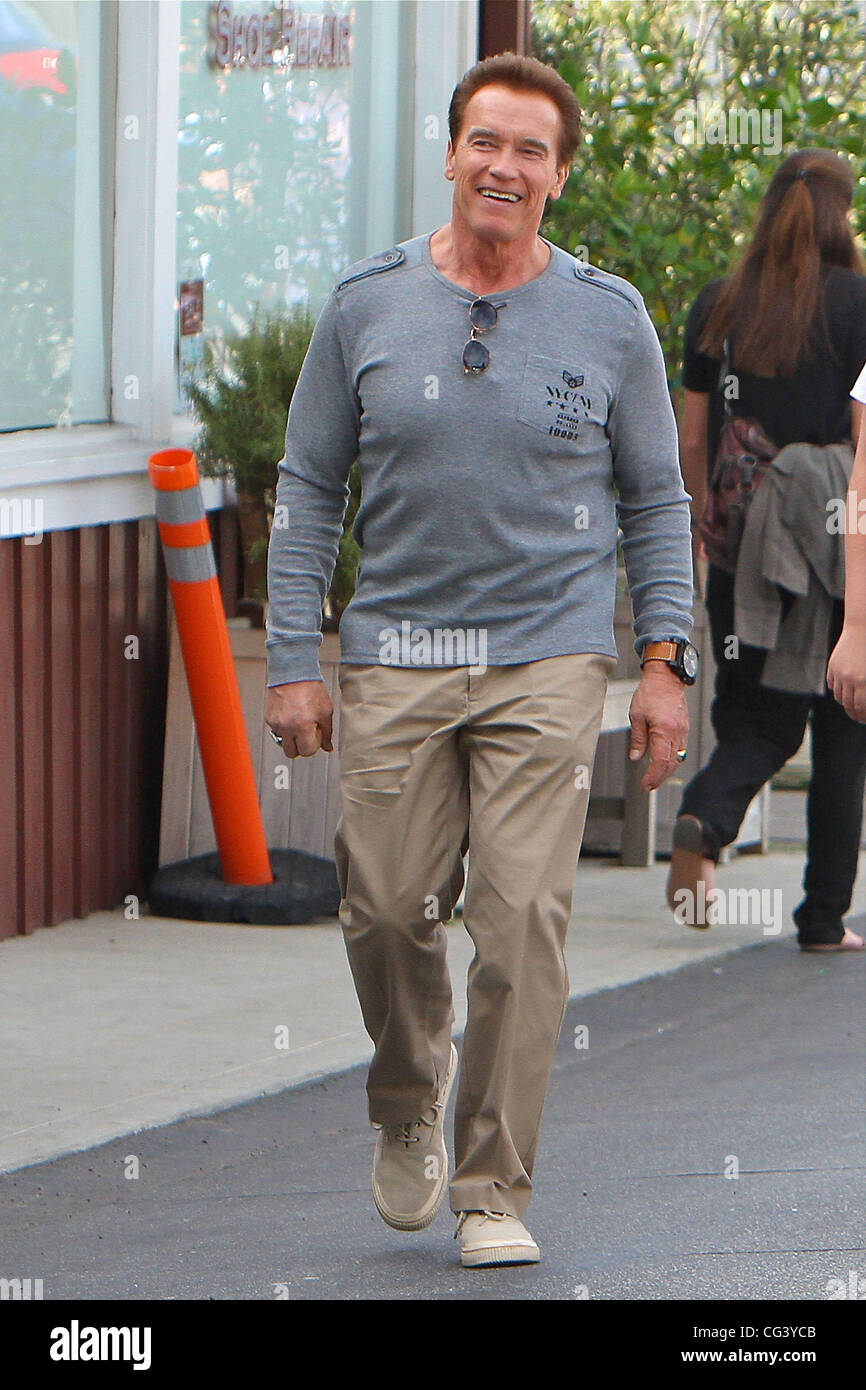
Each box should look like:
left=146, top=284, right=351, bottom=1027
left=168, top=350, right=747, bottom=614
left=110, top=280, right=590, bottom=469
left=516, top=353, right=608, bottom=451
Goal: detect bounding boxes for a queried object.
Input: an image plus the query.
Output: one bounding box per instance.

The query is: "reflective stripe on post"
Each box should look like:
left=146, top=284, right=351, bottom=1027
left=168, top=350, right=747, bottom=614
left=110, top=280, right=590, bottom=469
left=163, top=543, right=217, bottom=583
left=148, top=448, right=273, bottom=888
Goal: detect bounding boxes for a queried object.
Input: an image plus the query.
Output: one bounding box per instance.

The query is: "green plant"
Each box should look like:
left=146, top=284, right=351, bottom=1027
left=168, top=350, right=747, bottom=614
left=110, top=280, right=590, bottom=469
left=187, top=305, right=362, bottom=616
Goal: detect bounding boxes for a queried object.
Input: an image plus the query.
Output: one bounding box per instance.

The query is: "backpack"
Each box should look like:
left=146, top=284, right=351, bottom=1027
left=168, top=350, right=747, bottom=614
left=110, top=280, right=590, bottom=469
left=699, top=339, right=779, bottom=574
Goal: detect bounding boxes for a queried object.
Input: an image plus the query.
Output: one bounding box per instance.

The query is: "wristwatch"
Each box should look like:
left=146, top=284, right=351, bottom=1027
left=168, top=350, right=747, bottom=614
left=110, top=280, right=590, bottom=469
left=640, top=639, right=699, bottom=685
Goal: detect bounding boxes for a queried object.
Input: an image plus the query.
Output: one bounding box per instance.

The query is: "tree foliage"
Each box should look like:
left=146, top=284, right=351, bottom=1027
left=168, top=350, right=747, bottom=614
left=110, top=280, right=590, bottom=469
left=533, top=0, right=866, bottom=395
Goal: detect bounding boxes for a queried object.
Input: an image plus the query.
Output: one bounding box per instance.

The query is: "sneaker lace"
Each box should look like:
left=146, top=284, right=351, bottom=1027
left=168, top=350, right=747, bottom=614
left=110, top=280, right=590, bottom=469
left=381, top=1119, right=421, bottom=1146
left=375, top=1098, right=443, bottom=1148
left=454, top=1209, right=508, bottom=1238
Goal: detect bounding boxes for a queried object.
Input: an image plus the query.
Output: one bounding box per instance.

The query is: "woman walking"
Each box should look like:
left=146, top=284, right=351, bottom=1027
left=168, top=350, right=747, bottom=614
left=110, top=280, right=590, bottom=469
left=671, top=148, right=866, bottom=951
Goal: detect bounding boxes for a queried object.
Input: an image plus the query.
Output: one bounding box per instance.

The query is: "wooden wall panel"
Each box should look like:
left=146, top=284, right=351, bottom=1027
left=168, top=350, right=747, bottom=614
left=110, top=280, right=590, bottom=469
left=120, top=520, right=143, bottom=899
left=0, top=540, right=20, bottom=939
left=136, top=515, right=170, bottom=891
left=18, top=536, right=49, bottom=931
left=106, top=521, right=133, bottom=907
left=47, top=530, right=78, bottom=926
left=76, top=527, right=107, bottom=917
left=0, top=506, right=239, bottom=937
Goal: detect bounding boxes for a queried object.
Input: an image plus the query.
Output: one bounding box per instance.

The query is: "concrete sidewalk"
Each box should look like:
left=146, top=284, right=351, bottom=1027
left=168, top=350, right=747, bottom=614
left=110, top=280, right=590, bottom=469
left=2, top=827, right=862, bottom=1176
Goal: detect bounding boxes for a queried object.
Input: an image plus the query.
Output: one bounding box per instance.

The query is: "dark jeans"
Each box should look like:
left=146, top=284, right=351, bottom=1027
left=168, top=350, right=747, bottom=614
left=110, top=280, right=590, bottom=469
left=679, top=565, right=866, bottom=945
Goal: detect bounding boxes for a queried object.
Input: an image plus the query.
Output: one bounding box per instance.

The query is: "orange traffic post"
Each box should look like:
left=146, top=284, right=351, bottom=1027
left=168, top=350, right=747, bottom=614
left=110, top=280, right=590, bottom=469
left=148, top=448, right=273, bottom=887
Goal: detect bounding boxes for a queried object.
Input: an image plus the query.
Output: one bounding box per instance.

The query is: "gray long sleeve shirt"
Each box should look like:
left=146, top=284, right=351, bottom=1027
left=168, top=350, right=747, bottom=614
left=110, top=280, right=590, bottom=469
left=266, top=232, right=693, bottom=685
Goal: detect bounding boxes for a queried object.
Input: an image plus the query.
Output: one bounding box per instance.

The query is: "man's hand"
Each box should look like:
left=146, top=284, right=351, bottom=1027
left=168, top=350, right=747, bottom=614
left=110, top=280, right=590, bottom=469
left=265, top=680, right=334, bottom=758
left=628, top=662, right=690, bottom=792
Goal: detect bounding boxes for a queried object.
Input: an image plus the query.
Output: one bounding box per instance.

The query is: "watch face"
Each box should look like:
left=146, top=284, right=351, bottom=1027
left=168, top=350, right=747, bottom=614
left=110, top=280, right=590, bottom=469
left=682, top=644, right=699, bottom=679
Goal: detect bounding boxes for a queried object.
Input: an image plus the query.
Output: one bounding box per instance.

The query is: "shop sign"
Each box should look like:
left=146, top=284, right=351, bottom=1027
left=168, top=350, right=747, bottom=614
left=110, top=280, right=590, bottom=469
left=209, top=3, right=352, bottom=70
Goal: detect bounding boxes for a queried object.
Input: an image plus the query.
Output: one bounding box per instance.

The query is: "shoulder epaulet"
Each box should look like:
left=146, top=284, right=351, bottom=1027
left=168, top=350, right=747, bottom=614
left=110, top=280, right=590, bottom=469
left=572, top=258, right=641, bottom=310
left=335, top=246, right=405, bottom=291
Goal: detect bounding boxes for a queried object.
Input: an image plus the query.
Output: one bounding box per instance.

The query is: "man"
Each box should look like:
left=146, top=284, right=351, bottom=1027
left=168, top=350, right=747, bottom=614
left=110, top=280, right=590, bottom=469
left=265, top=53, right=697, bottom=1268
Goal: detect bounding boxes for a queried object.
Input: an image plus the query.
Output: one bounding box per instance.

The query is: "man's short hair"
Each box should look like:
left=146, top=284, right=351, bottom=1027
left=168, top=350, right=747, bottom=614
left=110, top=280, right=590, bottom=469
left=448, top=52, right=582, bottom=168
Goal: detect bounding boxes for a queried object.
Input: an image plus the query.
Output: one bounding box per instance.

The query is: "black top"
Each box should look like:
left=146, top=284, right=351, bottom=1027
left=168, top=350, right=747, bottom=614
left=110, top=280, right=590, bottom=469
left=682, top=264, right=866, bottom=480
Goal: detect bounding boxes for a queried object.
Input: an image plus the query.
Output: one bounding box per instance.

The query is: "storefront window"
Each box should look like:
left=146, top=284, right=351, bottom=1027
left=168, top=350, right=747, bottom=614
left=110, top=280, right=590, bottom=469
left=175, top=0, right=408, bottom=401
left=0, top=0, right=115, bottom=432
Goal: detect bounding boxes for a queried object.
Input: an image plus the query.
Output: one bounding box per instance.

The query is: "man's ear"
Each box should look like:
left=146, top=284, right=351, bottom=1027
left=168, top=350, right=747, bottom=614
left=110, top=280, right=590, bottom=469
left=549, top=166, right=569, bottom=201
left=444, top=139, right=455, bottom=181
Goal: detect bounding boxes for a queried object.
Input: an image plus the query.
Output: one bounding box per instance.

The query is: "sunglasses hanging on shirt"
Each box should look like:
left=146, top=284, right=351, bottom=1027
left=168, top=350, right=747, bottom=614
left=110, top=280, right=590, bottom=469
left=462, top=298, right=501, bottom=375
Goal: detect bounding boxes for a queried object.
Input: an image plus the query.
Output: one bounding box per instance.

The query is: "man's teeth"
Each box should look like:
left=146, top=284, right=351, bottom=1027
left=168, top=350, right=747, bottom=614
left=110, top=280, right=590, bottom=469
left=480, top=189, right=520, bottom=202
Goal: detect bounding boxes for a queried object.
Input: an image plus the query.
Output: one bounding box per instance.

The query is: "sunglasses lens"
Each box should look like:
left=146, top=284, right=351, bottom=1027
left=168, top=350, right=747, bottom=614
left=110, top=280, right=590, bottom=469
left=463, top=339, right=490, bottom=373
left=469, top=299, right=497, bottom=332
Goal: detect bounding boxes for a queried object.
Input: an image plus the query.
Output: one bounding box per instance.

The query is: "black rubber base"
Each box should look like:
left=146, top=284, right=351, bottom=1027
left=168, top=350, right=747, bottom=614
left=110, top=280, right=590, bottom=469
left=147, top=848, right=341, bottom=925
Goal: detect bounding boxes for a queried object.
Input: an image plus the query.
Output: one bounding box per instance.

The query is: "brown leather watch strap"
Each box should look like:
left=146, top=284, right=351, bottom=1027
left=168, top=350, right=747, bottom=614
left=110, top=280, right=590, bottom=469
left=641, top=641, right=679, bottom=665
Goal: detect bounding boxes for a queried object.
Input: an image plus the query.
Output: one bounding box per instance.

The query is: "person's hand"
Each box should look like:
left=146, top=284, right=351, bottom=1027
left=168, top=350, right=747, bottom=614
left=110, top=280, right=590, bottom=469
left=826, top=627, right=866, bottom=723
left=628, top=663, right=690, bottom=792
left=265, top=680, right=334, bottom=757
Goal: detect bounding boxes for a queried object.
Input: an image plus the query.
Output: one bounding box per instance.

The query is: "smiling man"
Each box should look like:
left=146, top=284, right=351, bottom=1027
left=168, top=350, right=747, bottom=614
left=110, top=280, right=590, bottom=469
left=265, top=53, right=696, bottom=1268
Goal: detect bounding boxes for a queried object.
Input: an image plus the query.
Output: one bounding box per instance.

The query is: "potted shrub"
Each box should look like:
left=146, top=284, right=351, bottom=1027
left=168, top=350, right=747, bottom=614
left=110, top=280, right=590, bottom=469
left=186, top=305, right=361, bottom=625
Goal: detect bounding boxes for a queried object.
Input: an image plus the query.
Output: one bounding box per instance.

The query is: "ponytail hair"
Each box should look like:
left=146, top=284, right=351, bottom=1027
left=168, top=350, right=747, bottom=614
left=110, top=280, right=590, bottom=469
left=698, top=148, right=865, bottom=377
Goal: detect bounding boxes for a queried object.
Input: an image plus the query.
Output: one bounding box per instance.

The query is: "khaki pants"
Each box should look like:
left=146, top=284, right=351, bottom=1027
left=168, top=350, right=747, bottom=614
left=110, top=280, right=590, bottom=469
left=334, top=653, right=616, bottom=1219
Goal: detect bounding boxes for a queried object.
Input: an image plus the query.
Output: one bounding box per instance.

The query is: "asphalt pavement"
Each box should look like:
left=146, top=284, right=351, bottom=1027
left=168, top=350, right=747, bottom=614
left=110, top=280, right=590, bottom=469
left=3, top=932, right=863, bottom=1302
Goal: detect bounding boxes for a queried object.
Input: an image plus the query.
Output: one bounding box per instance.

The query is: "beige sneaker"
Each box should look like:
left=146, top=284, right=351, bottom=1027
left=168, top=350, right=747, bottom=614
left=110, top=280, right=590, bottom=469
left=371, top=1042, right=458, bottom=1232
left=455, top=1210, right=541, bottom=1267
